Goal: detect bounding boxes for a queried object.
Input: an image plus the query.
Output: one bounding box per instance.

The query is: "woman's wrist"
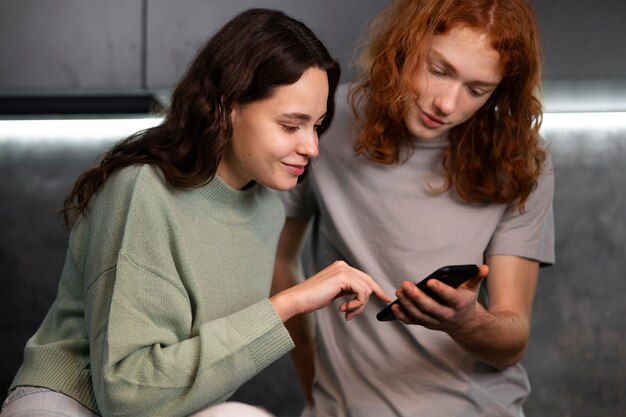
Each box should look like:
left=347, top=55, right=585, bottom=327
left=270, top=291, right=295, bottom=322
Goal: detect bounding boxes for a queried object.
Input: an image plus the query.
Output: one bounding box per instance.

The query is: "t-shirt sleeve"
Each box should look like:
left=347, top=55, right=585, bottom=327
left=486, top=154, right=555, bottom=266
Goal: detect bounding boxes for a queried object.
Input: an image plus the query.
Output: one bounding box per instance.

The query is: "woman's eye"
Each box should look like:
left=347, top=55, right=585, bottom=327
left=281, top=124, right=299, bottom=133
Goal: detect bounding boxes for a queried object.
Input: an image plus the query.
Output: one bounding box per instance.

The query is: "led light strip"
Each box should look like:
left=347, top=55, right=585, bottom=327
left=1, top=113, right=626, bottom=143
left=0, top=117, right=163, bottom=143
left=540, top=112, right=626, bottom=132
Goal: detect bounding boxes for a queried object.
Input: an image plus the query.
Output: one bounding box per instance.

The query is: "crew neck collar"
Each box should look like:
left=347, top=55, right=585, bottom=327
left=411, top=132, right=449, bottom=149
left=196, top=175, right=261, bottom=221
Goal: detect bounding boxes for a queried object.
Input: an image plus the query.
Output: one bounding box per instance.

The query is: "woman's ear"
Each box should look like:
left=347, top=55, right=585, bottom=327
left=230, top=101, right=239, bottom=125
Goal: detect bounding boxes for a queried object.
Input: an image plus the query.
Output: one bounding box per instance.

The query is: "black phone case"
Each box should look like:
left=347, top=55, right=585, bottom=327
left=376, top=264, right=479, bottom=321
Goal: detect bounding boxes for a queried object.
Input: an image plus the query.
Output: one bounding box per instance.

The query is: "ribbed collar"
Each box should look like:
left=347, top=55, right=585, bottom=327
left=411, top=132, right=449, bottom=149
left=195, top=175, right=262, bottom=222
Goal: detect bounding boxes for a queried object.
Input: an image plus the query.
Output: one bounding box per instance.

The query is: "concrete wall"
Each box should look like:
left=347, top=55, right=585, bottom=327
left=1, top=0, right=626, bottom=92
left=0, top=0, right=389, bottom=91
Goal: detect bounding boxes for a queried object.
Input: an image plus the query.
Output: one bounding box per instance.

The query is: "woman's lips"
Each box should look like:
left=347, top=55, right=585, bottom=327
left=283, top=163, right=306, bottom=176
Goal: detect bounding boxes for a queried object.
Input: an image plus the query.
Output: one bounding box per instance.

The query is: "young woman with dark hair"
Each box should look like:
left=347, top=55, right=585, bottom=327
left=1, top=8, right=389, bottom=417
left=274, top=0, right=554, bottom=415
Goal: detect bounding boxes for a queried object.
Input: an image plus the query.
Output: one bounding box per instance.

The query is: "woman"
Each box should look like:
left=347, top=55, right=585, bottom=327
left=1, top=9, right=389, bottom=417
left=274, top=0, right=554, bottom=416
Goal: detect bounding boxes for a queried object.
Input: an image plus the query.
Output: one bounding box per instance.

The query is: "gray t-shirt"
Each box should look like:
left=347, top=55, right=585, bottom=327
left=280, top=85, right=555, bottom=417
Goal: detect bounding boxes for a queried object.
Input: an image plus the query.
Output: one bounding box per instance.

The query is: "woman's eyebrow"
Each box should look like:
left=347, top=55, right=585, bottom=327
left=280, top=112, right=312, bottom=121
left=280, top=112, right=327, bottom=122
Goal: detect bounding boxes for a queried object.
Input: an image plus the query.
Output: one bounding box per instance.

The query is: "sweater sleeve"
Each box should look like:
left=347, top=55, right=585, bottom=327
left=85, top=256, right=292, bottom=417
left=78, top=167, right=293, bottom=417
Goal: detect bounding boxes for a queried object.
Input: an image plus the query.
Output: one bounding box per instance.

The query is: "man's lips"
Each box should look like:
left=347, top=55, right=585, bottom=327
left=420, top=109, right=446, bottom=129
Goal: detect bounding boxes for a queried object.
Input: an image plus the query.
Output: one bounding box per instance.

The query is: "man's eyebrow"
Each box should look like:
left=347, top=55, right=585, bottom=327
left=429, top=50, right=458, bottom=77
left=429, top=50, right=499, bottom=87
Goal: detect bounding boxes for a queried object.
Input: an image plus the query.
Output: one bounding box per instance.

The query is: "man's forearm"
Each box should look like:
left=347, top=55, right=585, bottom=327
left=448, top=304, right=531, bottom=370
left=285, top=312, right=315, bottom=406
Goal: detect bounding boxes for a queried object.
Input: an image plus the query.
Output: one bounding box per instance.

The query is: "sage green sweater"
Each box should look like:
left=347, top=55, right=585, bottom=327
left=10, top=164, right=294, bottom=417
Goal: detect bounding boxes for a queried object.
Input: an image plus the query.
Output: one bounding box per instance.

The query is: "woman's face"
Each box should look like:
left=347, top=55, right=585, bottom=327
left=404, top=25, right=503, bottom=140
left=219, top=67, right=328, bottom=190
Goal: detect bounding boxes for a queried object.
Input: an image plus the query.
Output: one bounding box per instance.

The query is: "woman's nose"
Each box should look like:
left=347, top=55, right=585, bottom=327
left=298, top=128, right=319, bottom=158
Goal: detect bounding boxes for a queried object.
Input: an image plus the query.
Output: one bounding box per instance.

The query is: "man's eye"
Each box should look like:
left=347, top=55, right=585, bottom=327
left=430, top=67, right=446, bottom=77
left=468, top=87, right=488, bottom=97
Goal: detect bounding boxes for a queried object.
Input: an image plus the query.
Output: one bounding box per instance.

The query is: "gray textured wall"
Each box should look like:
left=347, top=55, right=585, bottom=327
left=534, top=0, right=626, bottom=80
left=523, top=127, right=626, bottom=416
left=0, top=0, right=389, bottom=91
left=0, top=0, right=143, bottom=91
left=144, top=0, right=390, bottom=88
left=1, top=0, right=626, bottom=92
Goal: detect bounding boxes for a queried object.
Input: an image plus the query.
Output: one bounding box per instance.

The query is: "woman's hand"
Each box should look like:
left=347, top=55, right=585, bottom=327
left=270, top=260, right=391, bottom=322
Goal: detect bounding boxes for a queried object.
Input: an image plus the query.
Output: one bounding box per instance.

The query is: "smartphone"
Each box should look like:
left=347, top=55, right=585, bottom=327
left=376, top=264, right=479, bottom=322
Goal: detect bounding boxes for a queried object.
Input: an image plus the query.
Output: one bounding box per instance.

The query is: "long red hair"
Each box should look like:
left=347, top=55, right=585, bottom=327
left=350, top=0, right=545, bottom=209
